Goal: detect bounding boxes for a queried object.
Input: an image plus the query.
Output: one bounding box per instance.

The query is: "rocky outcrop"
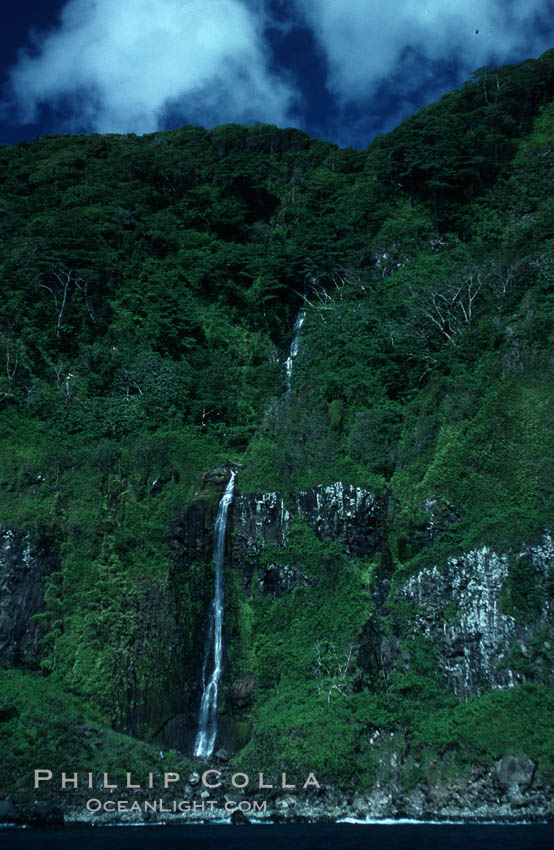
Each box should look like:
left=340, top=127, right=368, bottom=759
left=257, top=562, right=311, bottom=599
left=496, top=754, right=535, bottom=797
left=390, top=533, right=553, bottom=699
left=295, top=483, right=383, bottom=556
left=0, top=526, right=59, bottom=668
left=168, top=469, right=236, bottom=566
left=174, top=467, right=236, bottom=565
left=415, top=497, right=460, bottom=547
left=231, top=675, right=257, bottom=709
left=198, top=465, right=233, bottom=492
left=232, top=483, right=384, bottom=591
left=0, top=798, right=65, bottom=826
left=20, top=751, right=552, bottom=825
left=183, top=500, right=212, bottom=565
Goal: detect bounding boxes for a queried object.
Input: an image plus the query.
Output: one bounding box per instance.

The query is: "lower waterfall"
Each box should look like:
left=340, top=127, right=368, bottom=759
left=193, top=469, right=236, bottom=759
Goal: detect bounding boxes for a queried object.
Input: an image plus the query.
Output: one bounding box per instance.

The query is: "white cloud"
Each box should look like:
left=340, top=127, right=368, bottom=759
left=6, top=0, right=296, bottom=134
left=296, top=0, right=554, bottom=104
left=5, top=0, right=553, bottom=145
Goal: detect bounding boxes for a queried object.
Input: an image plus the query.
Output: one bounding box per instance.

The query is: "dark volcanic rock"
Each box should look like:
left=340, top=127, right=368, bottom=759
left=0, top=799, right=19, bottom=824
left=180, top=466, right=235, bottom=564
left=200, top=466, right=232, bottom=489
left=28, top=802, right=64, bottom=826
left=496, top=754, right=535, bottom=793
left=230, top=808, right=251, bottom=825
left=231, top=675, right=257, bottom=709
left=257, top=562, right=310, bottom=598
left=167, top=515, right=186, bottom=556
left=231, top=491, right=289, bottom=591
left=156, top=710, right=199, bottom=755
left=184, top=500, right=211, bottom=564
left=0, top=527, right=59, bottom=668
left=295, top=482, right=383, bottom=556
left=232, top=483, right=385, bottom=591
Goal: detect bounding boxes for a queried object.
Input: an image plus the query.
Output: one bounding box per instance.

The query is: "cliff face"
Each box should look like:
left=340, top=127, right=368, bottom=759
left=3, top=486, right=551, bottom=716
left=1, top=477, right=553, bottom=822
left=390, top=534, right=554, bottom=699
left=0, top=526, right=59, bottom=669
left=230, top=486, right=552, bottom=702
left=164, top=475, right=554, bottom=715
left=231, top=482, right=384, bottom=593
left=213, top=479, right=553, bottom=817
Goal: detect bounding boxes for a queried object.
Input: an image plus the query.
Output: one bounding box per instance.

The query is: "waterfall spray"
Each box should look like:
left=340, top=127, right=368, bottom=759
left=193, top=470, right=236, bottom=759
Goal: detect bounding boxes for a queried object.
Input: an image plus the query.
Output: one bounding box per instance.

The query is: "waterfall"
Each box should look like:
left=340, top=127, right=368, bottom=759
left=285, top=308, right=306, bottom=389
left=193, top=469, right=236, bottom=759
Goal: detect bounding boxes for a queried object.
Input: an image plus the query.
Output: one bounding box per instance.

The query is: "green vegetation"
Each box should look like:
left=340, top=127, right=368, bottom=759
left=500, top=556, right=546, bottom=623
left=1, top=49, right=553, bottom=801
left=0, top=668, right=194, bottom=803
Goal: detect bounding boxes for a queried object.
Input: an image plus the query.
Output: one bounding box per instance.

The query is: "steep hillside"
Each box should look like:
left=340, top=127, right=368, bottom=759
left=0, top=49, right=553, bottom=822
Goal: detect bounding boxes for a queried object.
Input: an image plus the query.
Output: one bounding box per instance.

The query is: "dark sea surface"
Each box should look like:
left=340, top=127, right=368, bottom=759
left=1, top=823, right=554, bottom=849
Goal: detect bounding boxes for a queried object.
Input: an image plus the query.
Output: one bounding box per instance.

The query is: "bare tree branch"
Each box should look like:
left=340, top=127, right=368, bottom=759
left=38, top=266, right=95, bottom=336
left=0, top=337, right=21, bottom=401
left=313, top=640, right=360, bottom=705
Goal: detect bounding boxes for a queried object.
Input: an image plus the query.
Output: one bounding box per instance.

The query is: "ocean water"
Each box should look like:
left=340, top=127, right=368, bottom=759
left=1, top=823, right=554, bottom=849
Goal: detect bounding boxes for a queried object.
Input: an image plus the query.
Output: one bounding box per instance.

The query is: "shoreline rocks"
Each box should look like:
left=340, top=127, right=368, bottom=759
left=3, top=759, right=552, bottom=828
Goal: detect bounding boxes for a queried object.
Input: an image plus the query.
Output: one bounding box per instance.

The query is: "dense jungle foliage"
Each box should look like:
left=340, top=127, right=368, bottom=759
left=1, top=49, right=553, bottom=799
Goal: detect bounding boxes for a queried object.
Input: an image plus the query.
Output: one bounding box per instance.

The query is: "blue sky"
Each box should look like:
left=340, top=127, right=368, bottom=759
left=1, top=0, right=553, bottom=149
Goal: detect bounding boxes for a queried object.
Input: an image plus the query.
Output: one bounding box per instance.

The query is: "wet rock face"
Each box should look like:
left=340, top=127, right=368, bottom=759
left=232, top=483, right=384, bottom=592
left=183, top=500, right=212, bottom=565
left=178, top=467, right=235, bottom=565
left=391, top=533, right=553, bottom=700
left=0, top=527, right=59, bottom=668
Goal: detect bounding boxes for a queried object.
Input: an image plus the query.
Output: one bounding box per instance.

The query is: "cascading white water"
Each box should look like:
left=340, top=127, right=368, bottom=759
left=285, top=308, right=306, bottom=389
left=193, top=470, right=236, bottom=759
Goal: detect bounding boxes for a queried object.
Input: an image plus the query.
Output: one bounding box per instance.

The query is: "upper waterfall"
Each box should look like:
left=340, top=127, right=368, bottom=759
left=285, top=308, right=307, bottom=389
